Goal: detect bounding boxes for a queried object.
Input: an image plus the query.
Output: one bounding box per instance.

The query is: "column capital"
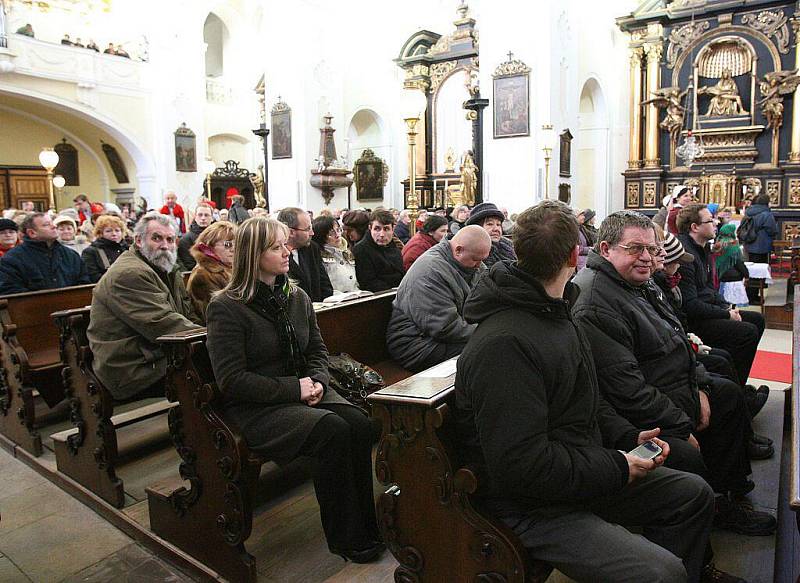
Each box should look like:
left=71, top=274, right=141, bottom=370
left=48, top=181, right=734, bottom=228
left=630, top=46, right=644, bottom=67
left=644, top=42, right=663, bottom=64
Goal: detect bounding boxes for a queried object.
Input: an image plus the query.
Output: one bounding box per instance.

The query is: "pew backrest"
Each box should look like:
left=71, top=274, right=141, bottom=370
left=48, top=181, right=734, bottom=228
left=791, top=285, right=800, bottom=516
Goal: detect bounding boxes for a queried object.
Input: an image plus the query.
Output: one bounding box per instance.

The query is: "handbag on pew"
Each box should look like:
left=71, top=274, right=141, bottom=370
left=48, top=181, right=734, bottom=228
left=326, top=353, right=384, bottom=412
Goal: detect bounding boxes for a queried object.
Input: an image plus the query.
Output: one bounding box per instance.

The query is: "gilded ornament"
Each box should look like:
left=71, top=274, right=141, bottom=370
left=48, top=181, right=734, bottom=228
left=459, top=151, right=478, bottom=206
left=698, top=69, right=747, bottom=116
left=698, top=40, right=752, bottom=78
left=666, top=21, right=710, bottom=68
left=742, top=10, right=790, bottom=54
left=428, top=34, right=451, bottom=56
left=444, top=148, right=457, bottom=173
left=784, top=221, right=800, bottom=238
left=492, top=52, right=531, bottom=78
left=757, top=69, right=800, bottom=130
left=790, top=179, right=800, bottom=205
left=627, top=183, right=641, bottom=207
left=644, top=42, right=663, bottom=63
left=643, top=182, right=657, bottom=207
left=430, top=61, right=457, bottom=91
left=464, top=67, right=480, bottom=97
left=271, top=98, right=290, bottom=114
left=630, top=47, right=644, bottom=68
left=766, top=180, right=781, bottom=206
left=641, top=86, right=690, bottom=140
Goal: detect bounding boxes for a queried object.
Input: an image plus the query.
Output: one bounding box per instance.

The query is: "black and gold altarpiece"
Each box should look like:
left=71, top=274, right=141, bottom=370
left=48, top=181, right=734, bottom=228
left=619, top=0, right=800, bottom=239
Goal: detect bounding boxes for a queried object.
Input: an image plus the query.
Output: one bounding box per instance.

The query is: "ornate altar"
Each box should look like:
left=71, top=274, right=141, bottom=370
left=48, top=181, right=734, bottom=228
left=619, top=1, right=800, bottom=234
left=203, top=160, right=255, bottom=210
left=395, top=2, right=488, bottom=208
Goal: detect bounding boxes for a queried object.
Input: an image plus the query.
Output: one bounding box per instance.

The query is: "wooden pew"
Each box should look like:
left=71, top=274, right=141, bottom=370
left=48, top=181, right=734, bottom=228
left=368, top=369, right=552, bottom=583
left=0, top=284, right=94, bottom=455
left=146, top=291, right=412, bottom=582
left=50, top=307, right=175, bottom=508
left=791, top=286, right=800, bottom=537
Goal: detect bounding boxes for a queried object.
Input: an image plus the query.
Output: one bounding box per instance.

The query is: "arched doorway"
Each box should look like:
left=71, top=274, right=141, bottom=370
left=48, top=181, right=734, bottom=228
left=576, top=78, right=610, bottom=216
left=347, top=108, right=391, bottom=206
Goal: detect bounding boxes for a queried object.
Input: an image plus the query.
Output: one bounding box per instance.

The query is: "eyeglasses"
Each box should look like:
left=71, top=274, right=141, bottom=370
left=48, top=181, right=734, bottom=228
left=617, top=243, right=661, bottom=257
left=222, top=240, right=234, bottom=248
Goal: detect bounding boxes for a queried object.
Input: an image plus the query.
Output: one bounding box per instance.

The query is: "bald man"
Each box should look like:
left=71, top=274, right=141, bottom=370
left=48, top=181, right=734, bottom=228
left=387, top=225, right=491, bottom=372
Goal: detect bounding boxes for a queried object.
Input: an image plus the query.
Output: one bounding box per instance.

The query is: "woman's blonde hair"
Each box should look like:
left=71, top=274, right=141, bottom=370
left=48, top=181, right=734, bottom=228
left=191, top=220, right=236, bottom=263
left=93, top=214, right=126, bottom=239
left=220, top=217, right=291, bottom=303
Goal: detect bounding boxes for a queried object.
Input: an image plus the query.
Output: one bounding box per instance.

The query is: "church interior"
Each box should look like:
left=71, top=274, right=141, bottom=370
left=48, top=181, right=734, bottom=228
left=1, top=0, right=800, bottom=581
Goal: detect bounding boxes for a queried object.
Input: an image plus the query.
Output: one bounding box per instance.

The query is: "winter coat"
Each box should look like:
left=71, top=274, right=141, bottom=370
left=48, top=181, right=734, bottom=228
left=484, top=237, right=516, bottom=268
left=59, top=238, right=90, bottom=255
left=159, top=204, right=186, bottom=234
left=387, top=240, right=484, bottom=371
left=743, top=204, right=778, bottom=255
left=0, top=238, right=90, bottom=294
left=394, top=220, right=411, bottom=244
left=88, top=249, right=201, bottom=400
left=571, top=252, right=700, bottom=439
left=82, top=237, right=129, bottom=283
left=577, top=229, right=591, bottom=271
left=401, top=231, right=437, bottom=271
left=177, top=222, right=206, bottom=271
left=452, top=261, right=638, bottom=514
left=677, top=234, right=731, bottom=324
left=288, top=242, right=333, bottom=302
left=652, top=206, right=668, bottom=229
left=186, top=253, right=231, bottom=323
left=320, top=244, right=359, bottom=293
left=228, top=202, right=250, bottom=225
left=667, top=206, right=682, bottom=235
left=205, top=286, right=352, bottom=465
left=353, top=230, right=404, bottom=292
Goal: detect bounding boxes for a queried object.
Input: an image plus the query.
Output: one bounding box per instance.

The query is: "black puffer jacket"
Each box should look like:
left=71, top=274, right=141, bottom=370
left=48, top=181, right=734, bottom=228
left=572, top=252, right=699, bottom=439
left=452, top=261, right=637, bottom=514
left=353, top=230, right=404, bottom=292
left=82, top=237, right=129, bottom=283
left=178, top=222, right=206, bottom=271
left=677, top=234, right=730, bottom=323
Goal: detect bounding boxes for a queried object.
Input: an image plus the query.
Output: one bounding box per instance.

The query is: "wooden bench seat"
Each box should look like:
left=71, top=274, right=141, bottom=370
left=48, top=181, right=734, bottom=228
left=368, top=370, right=552, bottom=583
left=0, top=284, right=94, bottom=455
left=790, top=286, right=800, bottom=536
left=50, top=307, right=175, bottom=507
left=147, top=291, right=412, bottom=582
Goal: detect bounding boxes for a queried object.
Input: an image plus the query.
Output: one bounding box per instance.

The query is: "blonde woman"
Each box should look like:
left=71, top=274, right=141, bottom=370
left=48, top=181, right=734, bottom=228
left=187, top=221, right=236, bottom=323
left=82, top=214, right=129, bottom=282
left=205, top=217, right=383, bottom=563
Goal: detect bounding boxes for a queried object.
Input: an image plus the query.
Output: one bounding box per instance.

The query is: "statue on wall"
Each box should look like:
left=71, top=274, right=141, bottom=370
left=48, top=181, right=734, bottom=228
left=641, top=86, right=690, bottom=140
left=460, top=151, right=478, bottom=206
left=249, top=164, right=266, bottom=207
left=758, top=69, right=800, bottom=130
left=698, top=68, right=748, bottom=116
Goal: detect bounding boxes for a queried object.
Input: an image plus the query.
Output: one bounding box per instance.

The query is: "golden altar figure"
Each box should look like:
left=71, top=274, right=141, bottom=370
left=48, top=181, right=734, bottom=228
left=460, top=151, right=478, bottom=206
left=698, top=69, right=748, bottom=116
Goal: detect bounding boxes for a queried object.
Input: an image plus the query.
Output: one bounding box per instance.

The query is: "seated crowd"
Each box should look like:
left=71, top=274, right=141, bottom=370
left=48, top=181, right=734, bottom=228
left=0, top=185, right=779, bottom=582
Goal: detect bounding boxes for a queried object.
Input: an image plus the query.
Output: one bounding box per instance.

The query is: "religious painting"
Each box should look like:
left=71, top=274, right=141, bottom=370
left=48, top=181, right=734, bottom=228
left=354, top=149, right=386, bottom=201
left=559, top=129, right=572, bottom=178
left=174, top=123, right=197, bottom=173
left=271, top=99, right=292, bottom=159
left=492, top=54, right=531, bottom=139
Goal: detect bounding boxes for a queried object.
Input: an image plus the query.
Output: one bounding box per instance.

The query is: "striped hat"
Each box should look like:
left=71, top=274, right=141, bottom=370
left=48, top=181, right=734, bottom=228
left=663, top=232, right=694, bottom=265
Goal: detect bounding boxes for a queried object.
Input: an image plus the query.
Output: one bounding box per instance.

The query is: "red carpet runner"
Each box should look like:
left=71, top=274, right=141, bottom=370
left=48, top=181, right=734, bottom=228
left=750, top=350, right=792, bottom=383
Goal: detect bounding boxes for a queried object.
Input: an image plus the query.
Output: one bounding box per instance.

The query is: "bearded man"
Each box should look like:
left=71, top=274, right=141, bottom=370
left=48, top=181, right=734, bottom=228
left=88, top=212, right=202, bottom=401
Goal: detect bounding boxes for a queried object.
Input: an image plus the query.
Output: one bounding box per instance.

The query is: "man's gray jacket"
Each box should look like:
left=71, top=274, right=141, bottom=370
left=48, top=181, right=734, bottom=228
left=386, top=240, right=485, bottom=370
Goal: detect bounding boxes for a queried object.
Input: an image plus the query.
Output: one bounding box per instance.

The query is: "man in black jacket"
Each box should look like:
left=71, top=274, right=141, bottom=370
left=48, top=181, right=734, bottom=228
left=177, top=203, right=214, bottom=271
left=277, top=207, right=333, bottom=302
left=572, top=210, right=775, bottom=538
left=454, top=201, right=718, bottom=583
left=353, top=210, right=404, bottom=292
left=676, top=204, right=765, bottom=395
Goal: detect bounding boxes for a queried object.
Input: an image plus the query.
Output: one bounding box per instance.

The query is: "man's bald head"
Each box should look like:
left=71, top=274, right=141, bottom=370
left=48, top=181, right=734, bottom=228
left=450, top=225, right=491, bottom=269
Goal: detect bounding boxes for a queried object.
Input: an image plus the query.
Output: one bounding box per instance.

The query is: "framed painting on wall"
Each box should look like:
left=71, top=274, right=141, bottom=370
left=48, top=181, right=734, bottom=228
left=354, top=149, right=387, bottom=201
left=271, top=99, right=292, bottom=159
left=492, top=53, right=531, bottom=139
left=174, top=123, right=197, bottom=173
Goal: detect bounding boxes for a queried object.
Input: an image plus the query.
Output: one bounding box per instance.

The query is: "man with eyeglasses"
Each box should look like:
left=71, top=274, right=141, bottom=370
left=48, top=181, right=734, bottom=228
left=277, top=207, right=333, bottom=302
left=89, top=212, right=201, bottom=401
left=572, top=211, right=776, bottom=542
left=675, top=204, right=767, bottom=407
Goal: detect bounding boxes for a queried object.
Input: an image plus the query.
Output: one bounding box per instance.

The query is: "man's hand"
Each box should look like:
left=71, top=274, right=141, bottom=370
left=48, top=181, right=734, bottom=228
left=729, top=309, right=742, bottom=322
left=299, top=377, right=317, bottom=402
left=697, top=391, right=711, bottom=431
left=624, top=453, right=657, bottom=484
left=307, top=381, right=324, bottom=407
left=688, top=433, right=701, bottom=451
left=635, top=428, right=670, bottom=464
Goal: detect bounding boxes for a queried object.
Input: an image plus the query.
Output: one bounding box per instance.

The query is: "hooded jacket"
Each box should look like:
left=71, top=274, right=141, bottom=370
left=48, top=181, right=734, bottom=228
left=353, top=230, right=404, bottom=292
left=387, top=240, right=483, bottom=371
left=743, top=203, right=778, bottom=254
left=0, top=238, right=90, bottom=294
left=571, top=252, right=699, bottom=439
left=452, top=261, right=637, bottom=514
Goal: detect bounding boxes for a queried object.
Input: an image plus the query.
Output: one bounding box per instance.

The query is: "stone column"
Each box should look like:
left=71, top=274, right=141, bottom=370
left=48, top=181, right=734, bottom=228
left=790, top=18, right=800, bottom=162
left=463, top=97, right=490, bottom=204
left=628, top=47, right=644, bottom=169
left=643, top=40, right=663, bottom=168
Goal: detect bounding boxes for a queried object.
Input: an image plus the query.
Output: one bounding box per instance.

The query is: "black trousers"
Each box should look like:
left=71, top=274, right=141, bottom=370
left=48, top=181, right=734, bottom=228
left=663, top=375, right=752, bottom=494
left=747, top=252, right=768, bottom=263
left=690, top=310, right=764, bottom=387
left=697, top=348, right=738, bottom=386
left=297, top=403, right=380, bottom=550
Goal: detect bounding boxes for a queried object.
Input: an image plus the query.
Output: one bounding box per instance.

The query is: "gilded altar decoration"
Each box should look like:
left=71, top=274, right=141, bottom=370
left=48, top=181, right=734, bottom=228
left=459, top=151, right=478, bottom=206
left=766, top=180, right=781, bottom=206
left=444, top=148, right=457, bottom=173
left=464, top=67, right=479, bottom=97
left=627, top=183, right=641, bottom=207
left=666, top=20, right=710, bottom=68
left=643, top=182, right=657, bottom=207
left=742, top=10, right=790, bottom=54
left=492, top=52, right=531, bottom=139
left=249, top=165, right=266, bottom=208
left=742, top=177, right=762, bottom=199
left=758, top=69, right=800, bottom=130
left=789, top=179, right=800, bottom=206
left=641, top=86, right=690, bottom=140
left=698, top=40, right=752, bottom=79
left=698, top=69, right=748, bottom=116
left=430, top=61, right=457, bottom=92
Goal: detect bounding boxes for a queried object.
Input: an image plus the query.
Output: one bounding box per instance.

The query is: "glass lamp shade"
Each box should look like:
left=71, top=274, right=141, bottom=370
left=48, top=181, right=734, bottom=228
left=400, top=88, right=428, bottom=120
left=203, top=158, right=216, bottom=175
left=39, top=148, right=59, bottom=171
left=52, top=175, right=66, bottom=188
